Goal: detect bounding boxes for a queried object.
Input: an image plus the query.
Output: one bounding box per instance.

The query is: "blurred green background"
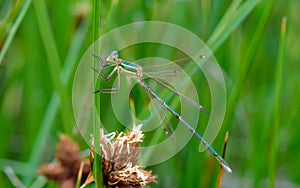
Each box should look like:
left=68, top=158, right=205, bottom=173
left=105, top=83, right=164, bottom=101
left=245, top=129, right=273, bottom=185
left=0, top=0, right=299, bottom=187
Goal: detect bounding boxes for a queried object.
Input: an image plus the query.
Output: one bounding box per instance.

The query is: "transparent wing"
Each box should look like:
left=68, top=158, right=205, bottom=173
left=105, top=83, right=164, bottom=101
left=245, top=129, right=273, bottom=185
left=137, top=56, right=203, bottom=82
left=143, top=72, right=209, bottom=114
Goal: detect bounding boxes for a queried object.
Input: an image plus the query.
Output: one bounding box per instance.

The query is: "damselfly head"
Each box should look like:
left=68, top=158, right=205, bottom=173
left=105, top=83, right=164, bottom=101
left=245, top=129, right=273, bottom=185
left=106, top=51, right=120, bottom=64
left=111, top=51, right=119, bottom=57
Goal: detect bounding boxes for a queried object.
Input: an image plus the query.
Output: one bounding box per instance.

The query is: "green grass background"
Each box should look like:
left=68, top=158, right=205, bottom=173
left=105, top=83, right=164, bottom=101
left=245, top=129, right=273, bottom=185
left=0, top=0, right=299, bottom=187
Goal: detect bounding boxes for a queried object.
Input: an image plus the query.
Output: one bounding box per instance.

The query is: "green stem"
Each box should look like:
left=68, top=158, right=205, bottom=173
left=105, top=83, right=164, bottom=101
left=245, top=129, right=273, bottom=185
left=92, top=0, right=104, bottom=187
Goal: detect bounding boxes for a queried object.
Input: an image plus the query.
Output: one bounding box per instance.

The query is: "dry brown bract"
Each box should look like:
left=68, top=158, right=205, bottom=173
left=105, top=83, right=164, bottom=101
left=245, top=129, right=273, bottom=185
left=90, top=124, right=157, bottom=187
left=38, top=135, right=90, bottom=188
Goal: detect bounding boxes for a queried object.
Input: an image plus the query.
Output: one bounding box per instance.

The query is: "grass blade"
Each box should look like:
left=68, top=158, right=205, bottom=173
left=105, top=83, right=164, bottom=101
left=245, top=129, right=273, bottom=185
left=223, top=0, right=276, bottom=131
left=24, top=17, right=90, bottom=185
left=207, top=0, right=259, bottom=52
left=268, top=17, right=287, bottom=188
left=32, top=0, right=73, bottom=133
left=0, top=0, right=32, bottom=66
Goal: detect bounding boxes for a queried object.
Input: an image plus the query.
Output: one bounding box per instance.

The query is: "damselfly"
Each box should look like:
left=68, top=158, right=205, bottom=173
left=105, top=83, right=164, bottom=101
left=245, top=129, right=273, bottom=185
left=94, top=51, right=232, bottom=173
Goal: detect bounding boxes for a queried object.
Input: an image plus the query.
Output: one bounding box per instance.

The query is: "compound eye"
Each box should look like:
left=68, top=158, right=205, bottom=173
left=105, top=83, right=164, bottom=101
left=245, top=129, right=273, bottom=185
left=112, top=51, right=118, bottom=56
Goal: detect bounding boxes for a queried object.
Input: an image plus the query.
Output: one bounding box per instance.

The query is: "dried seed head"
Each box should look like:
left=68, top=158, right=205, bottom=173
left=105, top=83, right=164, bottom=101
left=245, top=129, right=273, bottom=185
left=91, top=124, right=157, bottom=187
left=38, top=134, right=91, bottom=187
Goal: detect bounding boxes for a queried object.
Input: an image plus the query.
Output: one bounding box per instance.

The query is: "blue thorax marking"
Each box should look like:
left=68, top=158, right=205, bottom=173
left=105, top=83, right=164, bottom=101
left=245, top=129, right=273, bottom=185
left=121, top=61, right=138, bottom=69
left=121, top=61, right=139, bottom=73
